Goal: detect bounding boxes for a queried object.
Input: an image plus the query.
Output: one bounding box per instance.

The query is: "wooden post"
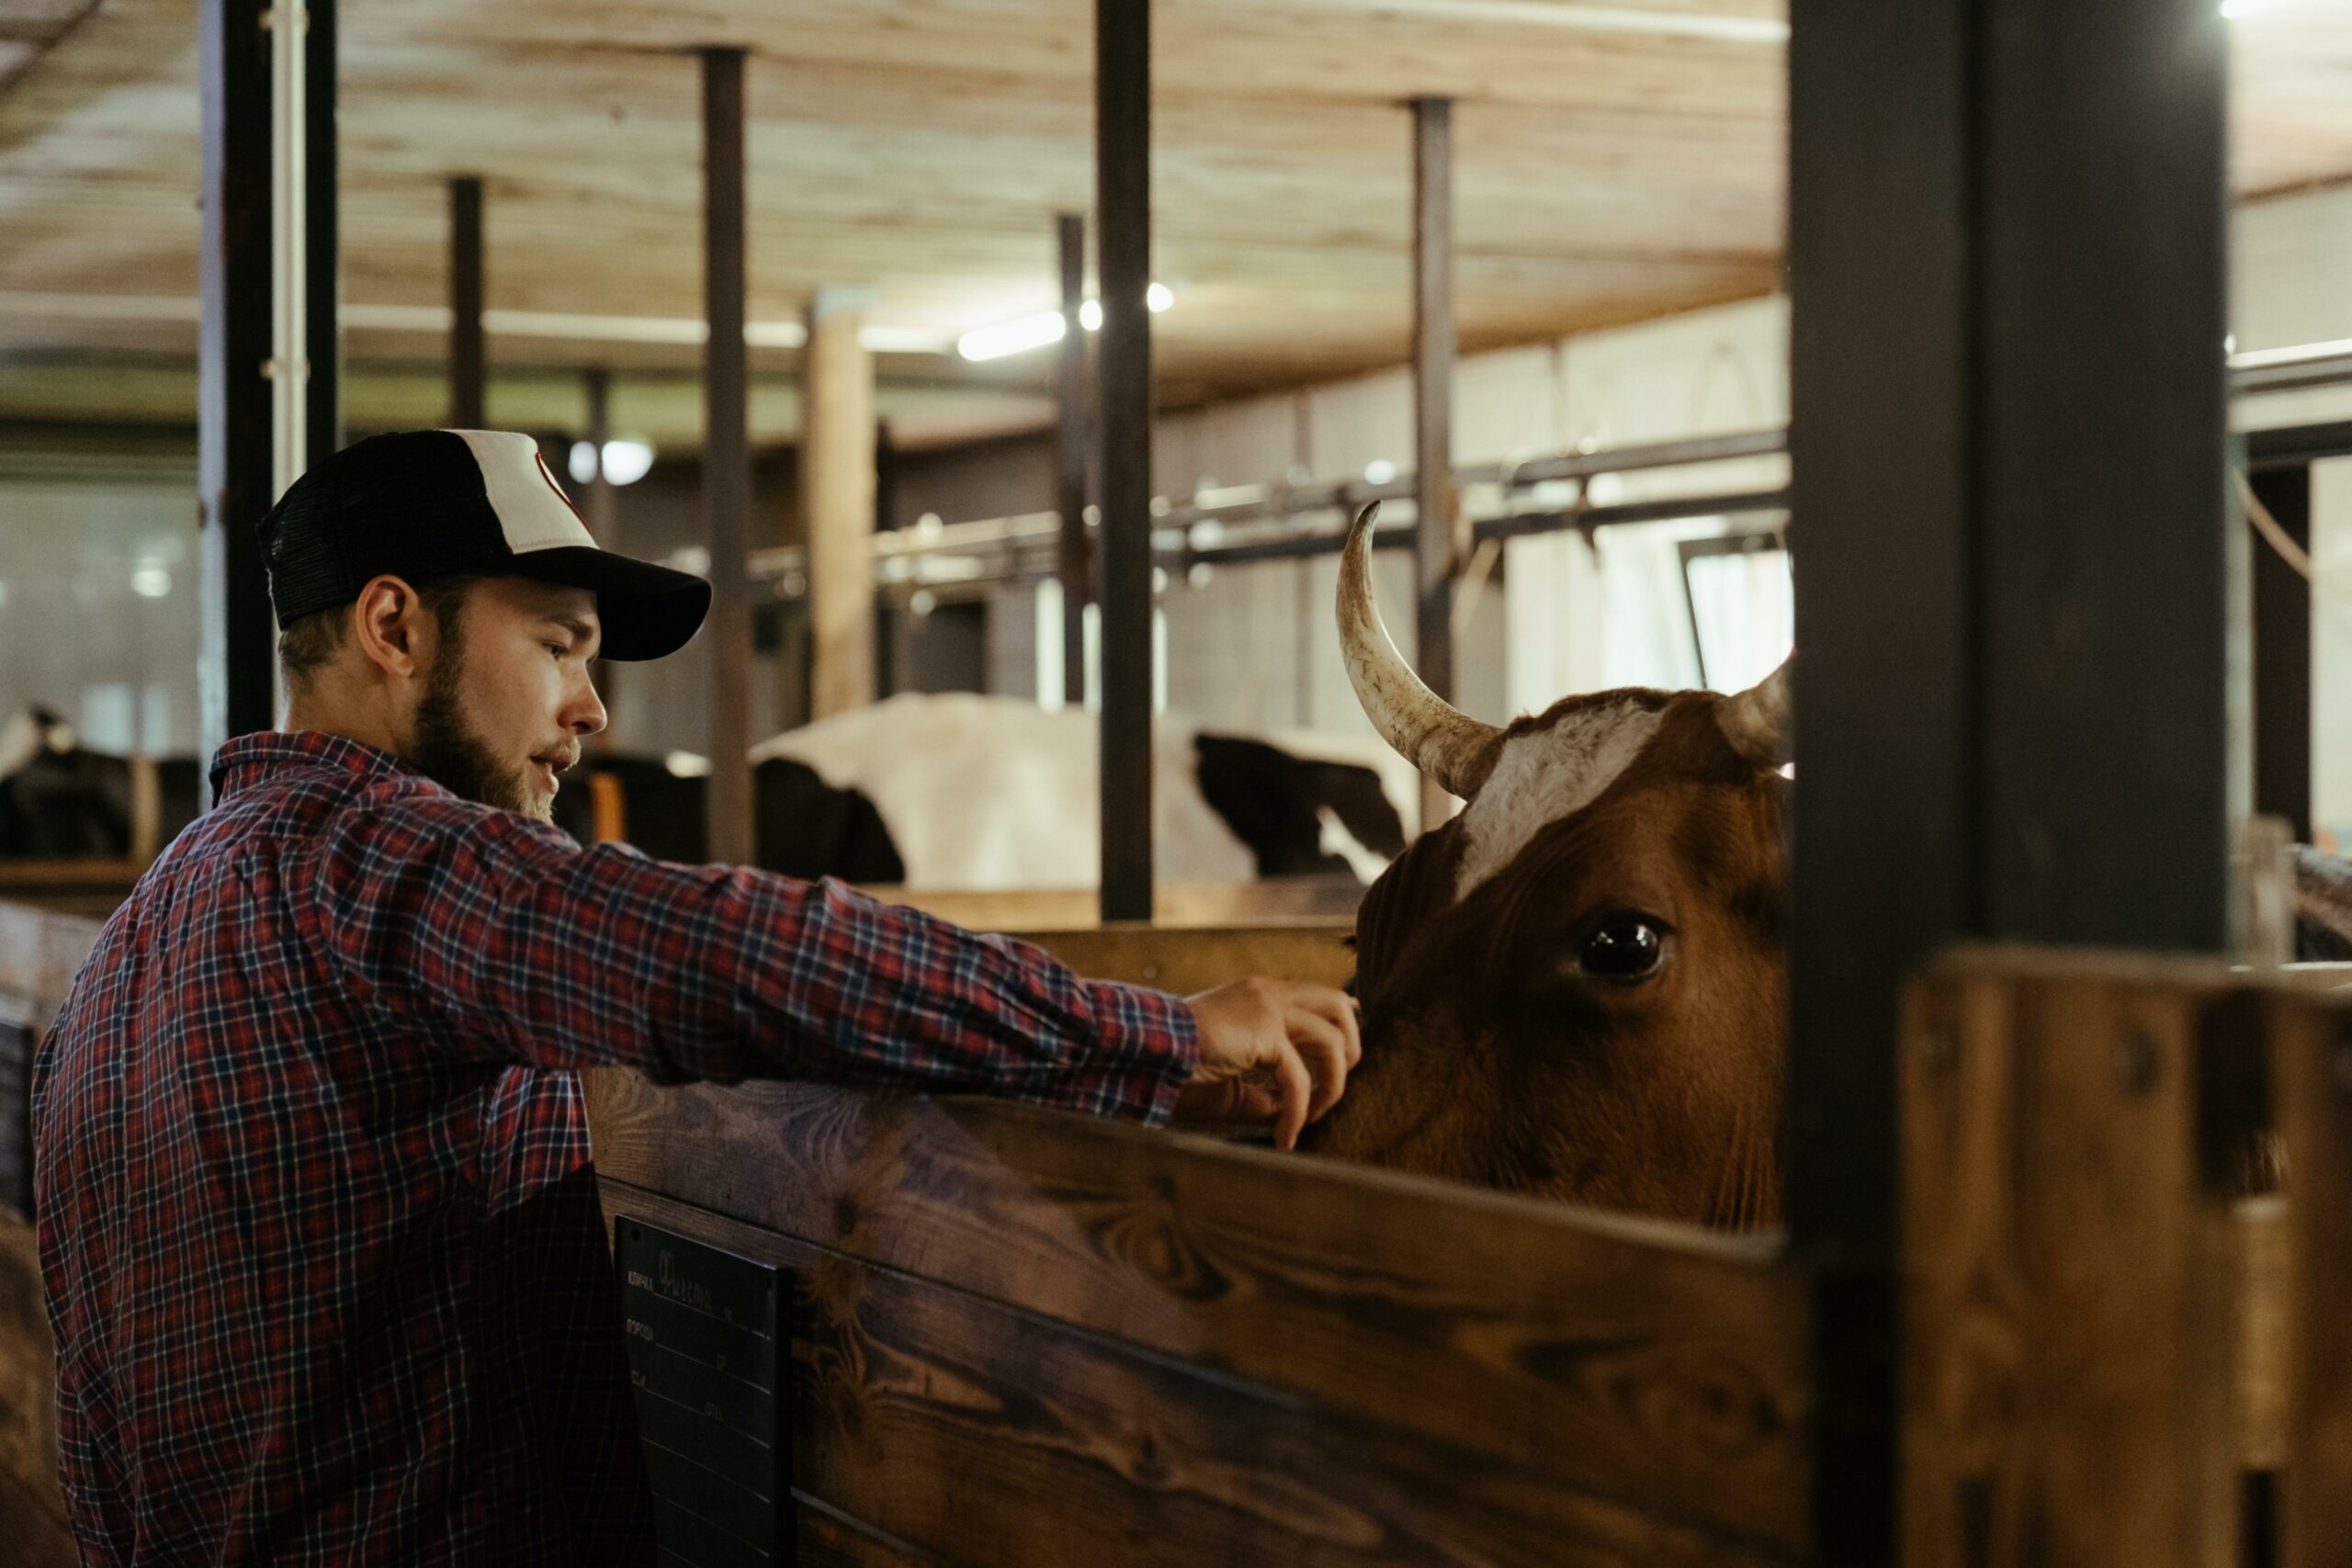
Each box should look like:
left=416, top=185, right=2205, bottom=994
left=700, top=47, right=752, bottom=865
left=2250, top=464, right=2312, bottom=842
left=1056, top=211, right=1092, bottom=709
left=1410, top=95, right=1457, bottom=836
left=1791, top=0, right=2234, bottom=1558
left=1095, top=0, right=1153, bottom=924
left=198, top=0, right=286, bottom=784
left=804, top=288, right=877, bottom=721
left=447, top=175, right=484, bottom=429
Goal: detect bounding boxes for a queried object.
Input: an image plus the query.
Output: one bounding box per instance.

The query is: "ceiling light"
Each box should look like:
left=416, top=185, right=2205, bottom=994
left=567, top=438, right=655, bottom=486
left=1363, top=459, right=1397, bottom=485
left=958, top=310, right=1068, bottom=362
left=958, top=284, right=1174, bottom=361
left=130, top=563, right=172, bottom=599
left=600, top=439, right=655, bottom=486
left=1283, top=0, right=1786, bottom=43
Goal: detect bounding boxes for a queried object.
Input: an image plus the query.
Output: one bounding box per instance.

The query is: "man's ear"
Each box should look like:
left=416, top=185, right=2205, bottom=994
left=349, top=575, right=431, bottom=682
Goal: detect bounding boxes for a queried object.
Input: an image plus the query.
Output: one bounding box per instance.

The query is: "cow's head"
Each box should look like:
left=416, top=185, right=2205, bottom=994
left=1298, top=505, right=1791, bottom=1228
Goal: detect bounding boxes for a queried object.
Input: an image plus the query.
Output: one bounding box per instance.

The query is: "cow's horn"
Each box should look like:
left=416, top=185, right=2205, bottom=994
left=1717, top=655, right=1792, bottom=768
left=1337, top=502, right=1503, bottom=799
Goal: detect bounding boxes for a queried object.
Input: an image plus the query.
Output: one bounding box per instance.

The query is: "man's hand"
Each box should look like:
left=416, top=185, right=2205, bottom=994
left=1173, top=978, right=1362, bottom=1150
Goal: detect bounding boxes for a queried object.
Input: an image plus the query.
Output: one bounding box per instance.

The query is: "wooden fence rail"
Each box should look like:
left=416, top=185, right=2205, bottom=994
left=7, top=892, right=2352, bottom=1564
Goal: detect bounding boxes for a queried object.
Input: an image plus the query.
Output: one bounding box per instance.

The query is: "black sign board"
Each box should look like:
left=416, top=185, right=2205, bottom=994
left=614, top=1218, right=792, bottom=1566
left=0, top=994, right=37, bottom=1218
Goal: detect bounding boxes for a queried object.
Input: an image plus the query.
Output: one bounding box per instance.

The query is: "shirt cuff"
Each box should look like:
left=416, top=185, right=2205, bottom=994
left=1052, top=979, right=1199, bottom=1126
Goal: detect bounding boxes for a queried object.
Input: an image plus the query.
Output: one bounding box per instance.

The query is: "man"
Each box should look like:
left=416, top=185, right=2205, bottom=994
left=32, top=430, right=1360, bottom=1565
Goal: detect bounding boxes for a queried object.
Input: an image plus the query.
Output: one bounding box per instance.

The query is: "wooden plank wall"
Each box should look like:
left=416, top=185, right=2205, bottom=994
left=588, top=1077, right=1815, bottom=1566
left=0, top=900, right=103, bottom=1568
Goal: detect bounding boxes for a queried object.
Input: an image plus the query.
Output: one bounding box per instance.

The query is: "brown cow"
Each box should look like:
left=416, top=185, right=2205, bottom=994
left=1298, top=504, right=1792, bottom=1229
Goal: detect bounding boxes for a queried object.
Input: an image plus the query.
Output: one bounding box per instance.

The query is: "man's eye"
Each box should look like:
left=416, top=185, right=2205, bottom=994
left=547, top=644, right=568, bottom=660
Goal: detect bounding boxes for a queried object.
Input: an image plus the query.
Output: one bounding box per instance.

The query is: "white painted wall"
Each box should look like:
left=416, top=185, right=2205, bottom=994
left=1068, top=292, right=1792, bottom=757
left=2239, top=185, right=2352, bottom=848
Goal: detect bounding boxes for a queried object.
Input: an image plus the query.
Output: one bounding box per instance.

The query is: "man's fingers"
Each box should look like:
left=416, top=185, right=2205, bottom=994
left=1283, top=983, right=1362, bottom=1069
left=1283, top=1006, right=1351, bottom=1122
left=1272, top=1043, right=1314, bottom=1151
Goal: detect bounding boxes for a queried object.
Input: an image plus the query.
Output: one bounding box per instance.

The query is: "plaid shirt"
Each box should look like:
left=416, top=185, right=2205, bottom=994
left=32, top=729, right=1196, bottom=1565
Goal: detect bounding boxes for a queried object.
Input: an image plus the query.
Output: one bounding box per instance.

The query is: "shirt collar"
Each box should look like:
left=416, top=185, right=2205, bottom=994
left=209, top=729, right=425, bottom=799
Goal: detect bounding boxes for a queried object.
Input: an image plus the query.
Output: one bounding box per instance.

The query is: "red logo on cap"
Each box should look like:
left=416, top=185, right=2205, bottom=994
left=535, top=450, right=594, bottom=539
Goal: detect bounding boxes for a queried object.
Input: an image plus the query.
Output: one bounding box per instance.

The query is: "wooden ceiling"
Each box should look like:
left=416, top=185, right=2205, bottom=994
left=2, top=0, right=2349, bottom=446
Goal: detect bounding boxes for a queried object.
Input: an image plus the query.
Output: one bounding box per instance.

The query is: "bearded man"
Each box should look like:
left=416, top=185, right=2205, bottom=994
left=31, top=429, right=1358, bottom=1566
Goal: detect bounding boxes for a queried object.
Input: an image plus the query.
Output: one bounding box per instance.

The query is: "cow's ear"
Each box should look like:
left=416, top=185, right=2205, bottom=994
left=1352, top=821, right=1464, bottom=1001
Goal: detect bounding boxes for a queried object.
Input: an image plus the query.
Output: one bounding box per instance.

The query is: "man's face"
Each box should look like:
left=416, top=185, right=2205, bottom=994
left=408, top=577, right=606, bottom=821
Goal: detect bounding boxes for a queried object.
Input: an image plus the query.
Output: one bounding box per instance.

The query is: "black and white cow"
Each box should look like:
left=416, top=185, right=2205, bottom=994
left=0, top=706, right=201, bottom=860
left=551, top=693, right=1413, bottom=890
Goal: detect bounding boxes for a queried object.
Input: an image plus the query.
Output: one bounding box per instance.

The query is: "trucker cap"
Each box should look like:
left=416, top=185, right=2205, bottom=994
left=256, top=429, right=711, bottom=661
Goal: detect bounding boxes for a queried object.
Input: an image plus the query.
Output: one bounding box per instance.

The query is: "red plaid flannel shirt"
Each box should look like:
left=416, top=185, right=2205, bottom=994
left=32, top=729, right=1196, bottom=1565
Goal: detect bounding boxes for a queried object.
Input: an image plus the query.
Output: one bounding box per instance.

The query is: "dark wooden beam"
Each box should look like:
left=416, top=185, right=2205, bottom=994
left=1056, top=210, right=1092, bottom=710
left=447, top=175, right=483, bottom=429
left=2251, top=464, right=2312, bottom=842
left=700, top=47, right=753, bottom=865
left=1095, top=0, right=1153, bottom=923
left=1789, top=0, right=2233, bottom=1558
left=1410, top=95, right=1456, bottom=834
left=197, top=0, right=282, bottom=779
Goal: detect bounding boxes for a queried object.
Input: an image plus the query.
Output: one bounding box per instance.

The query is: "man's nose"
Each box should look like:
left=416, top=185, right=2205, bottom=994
left=566, top=674, right=608, bottom=738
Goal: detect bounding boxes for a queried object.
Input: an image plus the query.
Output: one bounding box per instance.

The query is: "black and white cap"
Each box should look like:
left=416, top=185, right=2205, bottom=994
left=258, top=429, right=710, bottom=661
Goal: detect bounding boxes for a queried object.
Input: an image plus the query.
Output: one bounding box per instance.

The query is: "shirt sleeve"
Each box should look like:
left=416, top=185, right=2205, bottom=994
left=297, top=785, right=1197, bottom=1124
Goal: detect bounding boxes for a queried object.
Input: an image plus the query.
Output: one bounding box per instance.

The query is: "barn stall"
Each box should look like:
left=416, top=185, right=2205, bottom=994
left=6, top=0, right=2352, bottom=1563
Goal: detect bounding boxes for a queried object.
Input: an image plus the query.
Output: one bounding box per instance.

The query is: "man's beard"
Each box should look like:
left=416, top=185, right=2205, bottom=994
left=410, top=642, right=549, bottom=820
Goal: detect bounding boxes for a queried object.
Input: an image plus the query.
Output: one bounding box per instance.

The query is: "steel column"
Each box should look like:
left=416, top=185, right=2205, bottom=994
left=1789, top=0, right=2233, bottom=1558
left=700, top=47, right=753, bottom=864
left=1056, top=210, right=1092, bottom=709
left=198, top=0, right=287, bottom=782
left=302, top=0, right=337, bottom=465
left=2251, top=464, right=2312, bottom=841
left=447, top=175, right=484, bottom=428
left=1095, top=0, right=1153, bottom=923
left=583, top=367, right=618, bottom=750
left=1410, top=95, right=1457, bottom=832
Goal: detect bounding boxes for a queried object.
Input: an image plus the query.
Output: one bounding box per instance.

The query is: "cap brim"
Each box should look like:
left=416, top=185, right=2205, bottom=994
left=501, top=547, right=712, bottom=661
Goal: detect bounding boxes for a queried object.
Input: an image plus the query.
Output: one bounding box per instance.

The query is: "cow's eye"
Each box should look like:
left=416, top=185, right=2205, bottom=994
left=1580, top=917, right=1666, bottom=981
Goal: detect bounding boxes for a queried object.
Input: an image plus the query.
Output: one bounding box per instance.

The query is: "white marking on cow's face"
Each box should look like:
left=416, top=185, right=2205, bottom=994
left=1452, top=697, right=1666, bottom=902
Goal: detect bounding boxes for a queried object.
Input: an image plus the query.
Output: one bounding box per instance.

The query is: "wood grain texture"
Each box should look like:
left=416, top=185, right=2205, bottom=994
left=585, top=1074, right=1811, bottom=1551
left=1901, top=951, right=2252, bottom=1568
left=2278, top=998, right=2352, bottom=1567
left=602, top=1179, right=1799, bottom=1568
left=875, top=883, right=1363, bottom=931
left=4, top=0, right=2347, bottom=435
left=999, top=920, right=1354, bottom=992
left=0, top=899, right=105, bottom=1029
left=796, top=1501, right=950, bottom=1568
left=0, top=1207, right=74, bottom=1568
